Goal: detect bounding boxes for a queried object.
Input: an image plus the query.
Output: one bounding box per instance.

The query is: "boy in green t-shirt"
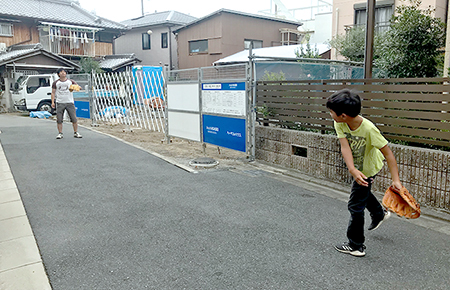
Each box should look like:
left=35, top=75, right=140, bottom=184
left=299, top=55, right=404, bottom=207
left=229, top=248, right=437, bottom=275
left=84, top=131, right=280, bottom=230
left=326, top=89, right=402, bottom=257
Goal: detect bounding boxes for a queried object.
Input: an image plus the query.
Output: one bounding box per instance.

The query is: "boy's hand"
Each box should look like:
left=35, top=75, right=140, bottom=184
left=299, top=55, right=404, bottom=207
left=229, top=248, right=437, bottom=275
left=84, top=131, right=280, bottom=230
left=391, top=180, right=402, bottom=192
left=350, top=168, right=370, bottom=187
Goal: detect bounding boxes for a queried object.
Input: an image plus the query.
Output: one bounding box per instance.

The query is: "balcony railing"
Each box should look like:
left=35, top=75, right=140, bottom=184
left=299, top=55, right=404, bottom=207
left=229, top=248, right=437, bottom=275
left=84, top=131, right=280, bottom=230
left=38, top=23, right=97, bottom=57
left=344, top=22, right=391, bottom=34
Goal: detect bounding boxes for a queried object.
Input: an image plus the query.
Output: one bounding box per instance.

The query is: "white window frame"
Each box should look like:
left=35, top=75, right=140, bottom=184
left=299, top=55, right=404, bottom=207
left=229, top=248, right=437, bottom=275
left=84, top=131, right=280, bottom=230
left=244, top=39, right=263, bottom=50
left=0, top=22, right=13, bottom=37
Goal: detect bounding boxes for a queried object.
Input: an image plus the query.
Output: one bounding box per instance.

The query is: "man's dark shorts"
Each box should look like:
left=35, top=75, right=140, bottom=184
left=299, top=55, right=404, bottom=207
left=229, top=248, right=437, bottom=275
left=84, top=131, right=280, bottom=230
left=56, top=102, right=77, bottom=124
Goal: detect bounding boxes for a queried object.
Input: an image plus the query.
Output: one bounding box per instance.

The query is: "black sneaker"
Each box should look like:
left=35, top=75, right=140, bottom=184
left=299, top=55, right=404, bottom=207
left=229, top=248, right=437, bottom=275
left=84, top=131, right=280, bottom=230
left=368, top=210, right=391, bottom=231
left=334, top=242, right=366, bottom=257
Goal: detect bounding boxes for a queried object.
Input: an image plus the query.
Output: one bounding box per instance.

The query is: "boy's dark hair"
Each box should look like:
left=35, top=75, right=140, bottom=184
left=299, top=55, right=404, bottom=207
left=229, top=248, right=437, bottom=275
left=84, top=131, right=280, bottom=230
left=56, top=67, right=66, bottom=76
left=326, top=89, right=361, bottom=117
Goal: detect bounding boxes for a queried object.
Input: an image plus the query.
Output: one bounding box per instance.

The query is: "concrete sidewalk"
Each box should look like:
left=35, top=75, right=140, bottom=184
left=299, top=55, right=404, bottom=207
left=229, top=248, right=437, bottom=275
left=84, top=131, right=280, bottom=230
left=0, top=139, right=52, bottom=289
left=1, top=113, right=450, bottom=289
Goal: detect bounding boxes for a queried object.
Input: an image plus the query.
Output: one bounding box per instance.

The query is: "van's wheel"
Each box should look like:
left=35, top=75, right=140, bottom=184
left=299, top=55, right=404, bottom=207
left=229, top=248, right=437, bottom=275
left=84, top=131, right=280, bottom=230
left=38, top=101, right=54, bottom=114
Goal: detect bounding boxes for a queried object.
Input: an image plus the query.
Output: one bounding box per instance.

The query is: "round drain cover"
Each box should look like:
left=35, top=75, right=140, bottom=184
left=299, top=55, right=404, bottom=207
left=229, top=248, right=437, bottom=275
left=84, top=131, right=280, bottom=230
left=189, top=157, right=219, bottom=168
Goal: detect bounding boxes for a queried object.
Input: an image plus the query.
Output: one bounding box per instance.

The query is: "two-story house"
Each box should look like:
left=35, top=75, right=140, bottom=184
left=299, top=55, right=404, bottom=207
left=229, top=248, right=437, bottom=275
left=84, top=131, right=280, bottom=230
left=174, top=9, right=303, bottom=69
left=0, top=0, right=127, bottom=61
left=116, top=11, right=197, bottom=70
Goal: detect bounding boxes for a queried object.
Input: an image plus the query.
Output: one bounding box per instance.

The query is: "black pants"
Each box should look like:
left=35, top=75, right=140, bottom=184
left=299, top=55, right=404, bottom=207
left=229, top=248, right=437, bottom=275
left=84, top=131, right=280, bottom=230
left=347, top=178, right=384, bottom=247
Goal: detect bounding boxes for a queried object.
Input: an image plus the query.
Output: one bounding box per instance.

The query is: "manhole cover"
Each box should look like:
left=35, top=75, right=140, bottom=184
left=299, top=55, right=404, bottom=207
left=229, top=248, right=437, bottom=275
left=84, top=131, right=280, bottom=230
left=189, top=157, right=219, bottom=168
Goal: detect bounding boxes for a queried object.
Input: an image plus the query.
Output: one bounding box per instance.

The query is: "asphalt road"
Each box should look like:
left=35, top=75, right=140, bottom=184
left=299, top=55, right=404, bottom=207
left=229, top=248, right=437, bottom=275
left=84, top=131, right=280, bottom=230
left=1, top=114, right=449, bottom=290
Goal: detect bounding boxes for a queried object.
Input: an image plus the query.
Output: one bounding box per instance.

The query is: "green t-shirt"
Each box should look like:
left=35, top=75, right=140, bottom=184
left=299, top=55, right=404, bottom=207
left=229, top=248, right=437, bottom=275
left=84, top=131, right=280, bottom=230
left=334, top=116, right=388, bottom=177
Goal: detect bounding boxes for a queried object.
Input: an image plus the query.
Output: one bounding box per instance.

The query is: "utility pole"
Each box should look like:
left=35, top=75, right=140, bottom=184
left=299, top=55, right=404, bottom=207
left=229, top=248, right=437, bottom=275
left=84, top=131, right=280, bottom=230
left=364, top=0, right=376, bottom=79
left=443, top=0, right=450, bottom=77
left=141, top=0, right=144, bottom=16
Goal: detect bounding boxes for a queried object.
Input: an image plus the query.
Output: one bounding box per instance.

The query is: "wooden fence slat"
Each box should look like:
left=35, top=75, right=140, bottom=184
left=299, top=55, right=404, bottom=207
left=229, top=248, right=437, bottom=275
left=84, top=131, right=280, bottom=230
left=363, top=100, right=450, bottom=111
left=377, top=125, right=450, bottom=140
left=362, top=108, right=449, bottom=121
left=257, top=84, right=348, bottom=91
left=267, top=110, right=330, bottom=119
left=256, top=91, right=330, bottom=98
left=363, top=92, right=450, bottom=102
left=369, top=116, right=450, bottom=131
left=340, top=84, right=450, bottom=93
left=257, top=97, right=326, bottom=105
left=383, top=134, right=450, bottom=147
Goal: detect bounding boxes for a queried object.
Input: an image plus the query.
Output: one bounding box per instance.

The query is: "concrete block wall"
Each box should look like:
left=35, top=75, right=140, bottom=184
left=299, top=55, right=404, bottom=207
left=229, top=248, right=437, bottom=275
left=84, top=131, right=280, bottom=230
left=255, top=126, right=450, bottom=212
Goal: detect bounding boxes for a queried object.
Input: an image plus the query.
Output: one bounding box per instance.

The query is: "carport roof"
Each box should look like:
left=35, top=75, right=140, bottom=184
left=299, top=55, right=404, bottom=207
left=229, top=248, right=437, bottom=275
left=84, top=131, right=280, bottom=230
left=213, top=44, right=331, bottom=65
left=0, top=0, right=127, bottom=31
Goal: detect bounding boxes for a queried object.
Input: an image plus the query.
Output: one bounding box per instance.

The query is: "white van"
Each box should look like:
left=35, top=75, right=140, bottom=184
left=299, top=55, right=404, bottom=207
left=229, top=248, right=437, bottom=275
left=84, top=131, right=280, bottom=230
left=12, top=74, right=58, bottom=113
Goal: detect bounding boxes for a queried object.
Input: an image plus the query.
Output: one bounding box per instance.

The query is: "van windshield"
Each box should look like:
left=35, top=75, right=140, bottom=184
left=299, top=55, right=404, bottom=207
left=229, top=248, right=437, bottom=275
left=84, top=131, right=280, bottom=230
left=16, top=76, right=28, bottom=86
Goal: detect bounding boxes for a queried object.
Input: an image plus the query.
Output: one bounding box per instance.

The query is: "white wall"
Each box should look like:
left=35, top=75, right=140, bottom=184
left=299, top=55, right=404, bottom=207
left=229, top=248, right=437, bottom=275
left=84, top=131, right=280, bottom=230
left=312, top=12, right=332, bottom=44
left=298, top=12, right=332, bottom=45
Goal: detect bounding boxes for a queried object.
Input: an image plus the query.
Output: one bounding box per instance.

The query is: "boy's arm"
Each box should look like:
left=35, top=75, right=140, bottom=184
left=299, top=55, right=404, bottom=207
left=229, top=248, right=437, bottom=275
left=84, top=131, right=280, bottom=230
left=380, top=144, right=402, bottom=191
left=51, top=88, right=56, bottom=108
left=339, top=138, right=370, bottom=187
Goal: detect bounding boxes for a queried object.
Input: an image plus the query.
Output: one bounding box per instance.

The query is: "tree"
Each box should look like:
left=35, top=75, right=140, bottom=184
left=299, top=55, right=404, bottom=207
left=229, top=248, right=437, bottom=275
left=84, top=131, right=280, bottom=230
left=328, top=26, right=367, bottom=62
left=375, top=0, right=445, bottom=78
left=79, top=57, right=103, bottom=74
left=295, top=34, right=321, bottom=59
left=328, top=25, right=385, bottom=63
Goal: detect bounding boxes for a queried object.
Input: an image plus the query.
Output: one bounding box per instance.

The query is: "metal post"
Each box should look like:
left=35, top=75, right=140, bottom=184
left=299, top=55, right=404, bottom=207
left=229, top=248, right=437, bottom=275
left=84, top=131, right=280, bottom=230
left=199, top=67, right=203, bottom=150
left=248, top=42, right=256, bottom=161
left=89, top=70, right=98, bottom=127
left=163, top=66, right=171, bottom=144
left=364, top=0, right=376, bottom=79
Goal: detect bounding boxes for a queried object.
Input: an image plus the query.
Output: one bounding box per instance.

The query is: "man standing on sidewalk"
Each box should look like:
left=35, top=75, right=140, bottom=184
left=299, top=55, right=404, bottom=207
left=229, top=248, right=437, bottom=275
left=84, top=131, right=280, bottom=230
left=51, top=68, right=82, bottom=139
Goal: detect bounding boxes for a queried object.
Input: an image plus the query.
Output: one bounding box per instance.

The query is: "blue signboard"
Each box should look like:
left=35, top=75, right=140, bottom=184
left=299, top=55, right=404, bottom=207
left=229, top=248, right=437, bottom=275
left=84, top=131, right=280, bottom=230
left=74, top=101, right=90, bottom=119
left=203, top=114, right=246, bottom=152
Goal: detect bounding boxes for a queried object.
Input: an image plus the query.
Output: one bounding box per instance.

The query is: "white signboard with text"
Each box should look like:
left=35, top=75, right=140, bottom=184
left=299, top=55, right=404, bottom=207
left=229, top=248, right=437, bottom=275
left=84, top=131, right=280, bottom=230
left=201, top=82, right=246, bottom=116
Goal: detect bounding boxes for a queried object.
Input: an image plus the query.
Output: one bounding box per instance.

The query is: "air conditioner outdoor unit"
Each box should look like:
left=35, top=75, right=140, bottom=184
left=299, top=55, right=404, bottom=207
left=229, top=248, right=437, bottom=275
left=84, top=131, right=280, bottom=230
left=0, top=43, right=7, bottom=52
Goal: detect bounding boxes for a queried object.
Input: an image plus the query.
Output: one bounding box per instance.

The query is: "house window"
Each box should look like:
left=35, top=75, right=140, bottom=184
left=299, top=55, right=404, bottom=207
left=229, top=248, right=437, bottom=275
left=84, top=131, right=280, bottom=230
left=189, top=39, right=208, bottom=53
left=244, top=39, right=263, bottom=50
left=142, top=33, right=151, bottom=50
left=0, top=23, right=13, bottom=37
left=354, top=3, right=393, bottom=33
left=161, top=32, right=168, bottom=49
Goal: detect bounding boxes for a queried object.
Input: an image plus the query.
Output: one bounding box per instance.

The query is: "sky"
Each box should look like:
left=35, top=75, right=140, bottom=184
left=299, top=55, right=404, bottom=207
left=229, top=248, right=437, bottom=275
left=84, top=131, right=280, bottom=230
left=77, top=0, right=316, bottom=23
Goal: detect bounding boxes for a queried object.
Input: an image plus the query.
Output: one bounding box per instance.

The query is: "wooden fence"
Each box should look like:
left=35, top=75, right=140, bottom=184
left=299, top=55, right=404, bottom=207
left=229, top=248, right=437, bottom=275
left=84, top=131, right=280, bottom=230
left=256, top=77, right=450, bottom=148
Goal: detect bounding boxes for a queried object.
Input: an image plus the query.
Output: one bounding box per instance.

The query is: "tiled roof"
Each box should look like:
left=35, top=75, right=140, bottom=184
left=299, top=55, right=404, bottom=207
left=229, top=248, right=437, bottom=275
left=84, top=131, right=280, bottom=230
left=99, top=54, right=141, bottom=71
left=174, top=8, right=302, bottom=32
left=121, top=10, right=197, bottom=29
left=0, top=44, right=39, bottom=64
left=0, top=0, right=127, bottom=30
left=0, top=43, right=79, bottom=69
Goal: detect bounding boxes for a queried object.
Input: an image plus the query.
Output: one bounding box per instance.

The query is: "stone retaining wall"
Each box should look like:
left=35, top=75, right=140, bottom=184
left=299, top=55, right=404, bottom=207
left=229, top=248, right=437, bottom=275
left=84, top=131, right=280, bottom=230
left=255, top=126, right=450, bottom=212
